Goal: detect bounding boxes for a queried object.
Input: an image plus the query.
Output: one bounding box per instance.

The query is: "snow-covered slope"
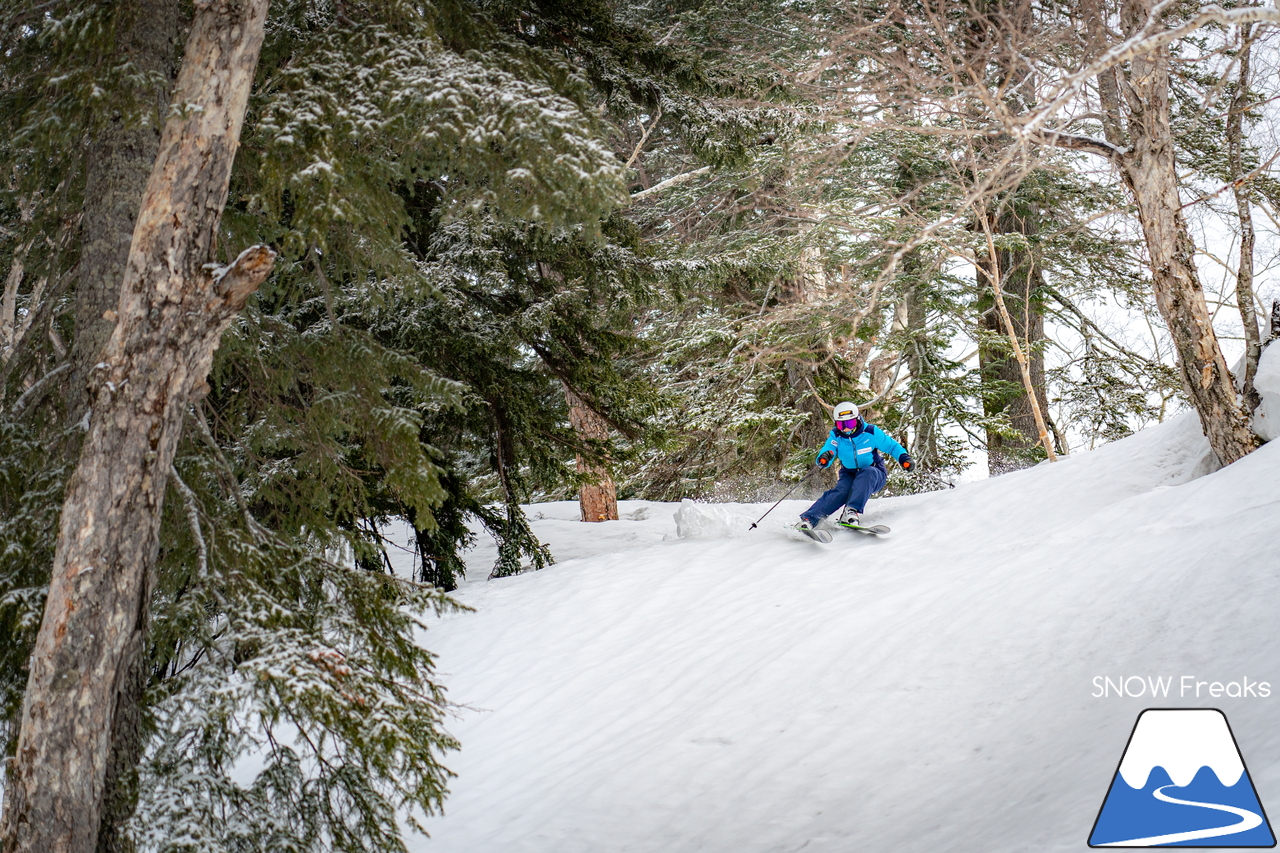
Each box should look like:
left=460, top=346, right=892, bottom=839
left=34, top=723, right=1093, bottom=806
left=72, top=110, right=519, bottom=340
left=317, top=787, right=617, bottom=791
left=405, top=408, right=1280, bottom=853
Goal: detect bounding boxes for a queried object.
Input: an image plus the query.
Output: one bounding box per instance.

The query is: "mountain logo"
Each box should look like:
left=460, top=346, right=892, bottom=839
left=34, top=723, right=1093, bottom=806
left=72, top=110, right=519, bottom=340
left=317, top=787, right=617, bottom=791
left=1089, top=708, right=1275, bottom=847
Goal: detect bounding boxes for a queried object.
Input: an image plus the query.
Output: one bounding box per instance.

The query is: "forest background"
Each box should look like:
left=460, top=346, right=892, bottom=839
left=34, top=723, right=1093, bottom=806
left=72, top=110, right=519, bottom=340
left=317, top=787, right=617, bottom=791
left=2, top=1, right=1280, bottom=852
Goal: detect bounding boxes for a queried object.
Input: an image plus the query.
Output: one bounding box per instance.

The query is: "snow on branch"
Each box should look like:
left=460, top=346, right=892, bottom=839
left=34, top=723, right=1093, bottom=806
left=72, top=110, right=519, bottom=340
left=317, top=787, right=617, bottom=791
left=1025, top=129, right=1127, bottom=164
left=630, top=166, right=712, bottom=202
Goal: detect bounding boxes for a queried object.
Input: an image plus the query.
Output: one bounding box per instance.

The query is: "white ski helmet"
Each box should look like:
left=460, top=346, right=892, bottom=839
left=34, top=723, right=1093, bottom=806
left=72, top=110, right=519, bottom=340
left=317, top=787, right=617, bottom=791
left=832, top=401, right=859, bottom=423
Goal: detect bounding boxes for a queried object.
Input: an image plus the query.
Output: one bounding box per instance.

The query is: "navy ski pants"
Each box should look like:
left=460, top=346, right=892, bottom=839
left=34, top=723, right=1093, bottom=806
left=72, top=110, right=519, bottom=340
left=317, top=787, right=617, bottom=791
left=801, top=466, right=887, bottom=523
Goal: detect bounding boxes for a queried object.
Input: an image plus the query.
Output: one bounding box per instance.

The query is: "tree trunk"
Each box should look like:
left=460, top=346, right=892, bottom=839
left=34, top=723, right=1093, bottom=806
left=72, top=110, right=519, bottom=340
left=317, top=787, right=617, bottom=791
left=779, top=237, right=836, bottom=491
left=565, top=386, right=618, bottom=522
left=784, top=359, right=831, bottom=447
left=0, top=200, right=38, bottom=364
left=1116, top=0, right=1257, bottom=466
left=1227, top=24, right=1261, bottom=412
left=0, top=2, right=273, bottom=851
left=487, top=405, right=536, bottom=578
left=531, top=261, right=620, bottom=522
left=55, top=7, right=192, bottom=852
left=961, top=3, right=1055, bottom=473
left=68, top=0, right=187, bottom=425
left=93, top=633, right=148, bottom=853
left=978, top=206, right=1054, bottom=474
left=904, top=276, right=940, bottom=469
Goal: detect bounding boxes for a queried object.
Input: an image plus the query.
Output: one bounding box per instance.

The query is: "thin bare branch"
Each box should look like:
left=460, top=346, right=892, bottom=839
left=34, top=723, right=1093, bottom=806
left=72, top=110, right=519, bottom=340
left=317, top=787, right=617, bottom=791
left=625, top=107, right=663, bottom=171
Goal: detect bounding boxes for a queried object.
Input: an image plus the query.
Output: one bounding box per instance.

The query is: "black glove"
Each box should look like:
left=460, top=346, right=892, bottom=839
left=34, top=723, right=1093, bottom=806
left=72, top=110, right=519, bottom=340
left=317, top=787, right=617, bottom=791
left=898, top=453, right=914, bottom=471
left=817, top=450, right=835, bottom=468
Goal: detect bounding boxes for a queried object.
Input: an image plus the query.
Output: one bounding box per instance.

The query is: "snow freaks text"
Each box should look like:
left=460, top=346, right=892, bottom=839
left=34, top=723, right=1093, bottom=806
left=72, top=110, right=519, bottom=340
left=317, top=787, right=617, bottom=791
left=1092, top=677, right=1272, bottom=699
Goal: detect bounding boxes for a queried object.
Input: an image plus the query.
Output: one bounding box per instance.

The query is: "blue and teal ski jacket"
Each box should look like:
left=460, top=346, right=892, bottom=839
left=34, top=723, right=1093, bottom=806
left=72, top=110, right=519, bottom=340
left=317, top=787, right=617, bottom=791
left=816, top=422, right=908, bottom=471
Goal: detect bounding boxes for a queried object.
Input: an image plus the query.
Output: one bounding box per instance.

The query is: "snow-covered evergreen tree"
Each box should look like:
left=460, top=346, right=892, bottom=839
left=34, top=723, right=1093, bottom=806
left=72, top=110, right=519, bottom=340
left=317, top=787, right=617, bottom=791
left=0, top=0, right=689, bottom=849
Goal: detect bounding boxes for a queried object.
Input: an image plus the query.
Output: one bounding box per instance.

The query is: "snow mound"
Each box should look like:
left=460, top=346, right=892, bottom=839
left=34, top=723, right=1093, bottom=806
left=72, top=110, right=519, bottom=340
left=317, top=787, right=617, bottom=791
left=673, top=498, right=753, bottom=539
left=1252, top=343, right=1280, bottom=441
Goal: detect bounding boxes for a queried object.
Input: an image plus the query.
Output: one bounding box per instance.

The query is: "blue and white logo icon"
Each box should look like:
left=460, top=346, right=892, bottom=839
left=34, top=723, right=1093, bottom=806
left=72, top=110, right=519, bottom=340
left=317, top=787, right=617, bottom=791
left=1089, top=709, right=1275, bottom=847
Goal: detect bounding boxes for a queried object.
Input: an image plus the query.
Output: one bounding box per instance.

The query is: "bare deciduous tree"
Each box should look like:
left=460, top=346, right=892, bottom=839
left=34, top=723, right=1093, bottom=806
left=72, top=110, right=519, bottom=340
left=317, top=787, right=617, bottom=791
left=802, top=0, right=1277, bottom=466
left=1076, top=0, right=1258, bottom=465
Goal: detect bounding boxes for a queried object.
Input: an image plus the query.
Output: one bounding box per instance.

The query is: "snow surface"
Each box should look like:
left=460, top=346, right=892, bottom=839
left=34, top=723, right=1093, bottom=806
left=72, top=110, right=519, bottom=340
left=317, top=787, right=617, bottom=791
left=1117, top=710, right=1244, bottom=789
left=1252, top=344, right=1280, bottom=442
left=390, top=400, right=1280, bottom=852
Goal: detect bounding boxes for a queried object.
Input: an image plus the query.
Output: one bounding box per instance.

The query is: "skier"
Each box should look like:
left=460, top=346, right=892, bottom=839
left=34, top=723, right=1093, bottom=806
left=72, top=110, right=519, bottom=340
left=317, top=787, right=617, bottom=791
left=798, top=401, right=913, bottom=532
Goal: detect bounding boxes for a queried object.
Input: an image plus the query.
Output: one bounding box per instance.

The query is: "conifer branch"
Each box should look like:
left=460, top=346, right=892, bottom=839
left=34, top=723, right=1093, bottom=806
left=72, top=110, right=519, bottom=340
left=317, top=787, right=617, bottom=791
left=1180, top=150, right=1280, bottom=210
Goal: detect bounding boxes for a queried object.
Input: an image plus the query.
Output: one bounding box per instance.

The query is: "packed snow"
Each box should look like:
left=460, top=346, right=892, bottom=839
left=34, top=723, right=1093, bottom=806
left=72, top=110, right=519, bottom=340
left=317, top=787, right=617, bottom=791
left=1252, top=346, right=1280, bottom=442
left=383, top=352, right=1280, bottom=852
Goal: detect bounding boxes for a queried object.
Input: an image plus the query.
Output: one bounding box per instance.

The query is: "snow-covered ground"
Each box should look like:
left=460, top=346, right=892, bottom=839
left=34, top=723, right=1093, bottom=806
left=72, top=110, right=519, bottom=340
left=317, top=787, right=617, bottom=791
left=393, top=361, right=1280, bottom=852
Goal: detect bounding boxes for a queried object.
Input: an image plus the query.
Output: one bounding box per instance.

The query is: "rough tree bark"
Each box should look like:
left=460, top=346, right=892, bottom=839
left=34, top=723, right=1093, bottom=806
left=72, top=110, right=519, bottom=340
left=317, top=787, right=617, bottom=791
left=54, top=6, right=192, bottom=852
left=0, top=2, right=274, bottom=851
left=69, top=0, right=187, bottom=425
left=1117, top=0, right=1256, bottom=465
left=565, top=385, right=618, bottom=522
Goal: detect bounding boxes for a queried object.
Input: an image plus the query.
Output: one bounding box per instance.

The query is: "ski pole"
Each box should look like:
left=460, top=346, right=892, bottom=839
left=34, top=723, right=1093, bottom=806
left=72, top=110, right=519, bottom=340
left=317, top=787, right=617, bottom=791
left=748, top=465, right=823, bottom=530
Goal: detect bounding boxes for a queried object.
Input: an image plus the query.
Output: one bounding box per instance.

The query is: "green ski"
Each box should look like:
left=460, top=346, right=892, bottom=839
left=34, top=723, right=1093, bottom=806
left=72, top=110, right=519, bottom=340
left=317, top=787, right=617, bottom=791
left=837, top=521, right=890, bottom=536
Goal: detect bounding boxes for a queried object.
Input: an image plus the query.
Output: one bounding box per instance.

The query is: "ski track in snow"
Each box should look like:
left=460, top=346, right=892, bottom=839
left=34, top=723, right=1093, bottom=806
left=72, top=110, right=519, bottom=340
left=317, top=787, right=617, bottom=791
left=382, top=402, right=1280, bottom=852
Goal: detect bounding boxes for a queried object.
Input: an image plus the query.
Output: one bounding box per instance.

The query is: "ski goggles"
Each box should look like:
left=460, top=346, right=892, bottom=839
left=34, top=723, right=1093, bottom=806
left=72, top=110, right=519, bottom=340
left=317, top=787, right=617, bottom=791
left=835, top=418, right=860, bottom=432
